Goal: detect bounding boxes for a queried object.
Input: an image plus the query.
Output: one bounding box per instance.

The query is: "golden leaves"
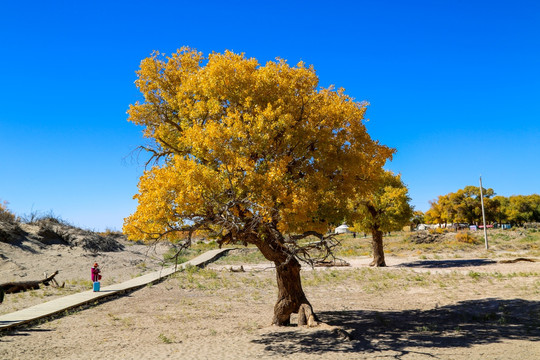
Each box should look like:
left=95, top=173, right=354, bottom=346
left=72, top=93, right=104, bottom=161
left=350, top=171, right=413, bottom=233
left=124, top=48, right=394, bottom=240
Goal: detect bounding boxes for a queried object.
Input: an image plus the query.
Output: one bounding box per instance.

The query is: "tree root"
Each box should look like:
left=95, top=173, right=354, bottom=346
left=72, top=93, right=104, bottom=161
left=314, top=259, right=350, bottom=267
left=298, top=303, right=318, bottom=327
left=318, top=323, right=353, bottom=341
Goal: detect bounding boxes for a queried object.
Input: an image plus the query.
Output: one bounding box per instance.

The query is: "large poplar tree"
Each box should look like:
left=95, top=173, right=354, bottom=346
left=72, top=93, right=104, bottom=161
left=124, top=48, right=393, bottom=325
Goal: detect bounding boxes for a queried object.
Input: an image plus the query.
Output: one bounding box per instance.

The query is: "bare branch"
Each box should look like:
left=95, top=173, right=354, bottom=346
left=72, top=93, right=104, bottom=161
left=156, top=136, right=183, bottom=155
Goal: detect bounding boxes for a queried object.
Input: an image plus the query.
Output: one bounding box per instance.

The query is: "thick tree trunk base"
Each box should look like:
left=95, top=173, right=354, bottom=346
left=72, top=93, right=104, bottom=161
left=369, top=259, right=387, bottom=267
left=271, top=274, right=319, bottom=327
left=370, top=229, right=386, bottom=267
left=272, top=302, right=319, bottom=327
left=254, top=236, right=319, bottom=327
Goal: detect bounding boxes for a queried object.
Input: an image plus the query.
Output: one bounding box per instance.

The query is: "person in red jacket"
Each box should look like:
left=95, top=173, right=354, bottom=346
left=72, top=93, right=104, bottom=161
left=91, top=263, right=101, bottom=282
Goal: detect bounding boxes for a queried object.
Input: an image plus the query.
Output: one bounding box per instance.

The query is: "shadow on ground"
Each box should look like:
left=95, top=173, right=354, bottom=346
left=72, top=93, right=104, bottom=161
left=252, top=298, right=540, bottom=358
left=397, top=259, right=496, bottom=268
left=0, top=328, right=54, bottom=341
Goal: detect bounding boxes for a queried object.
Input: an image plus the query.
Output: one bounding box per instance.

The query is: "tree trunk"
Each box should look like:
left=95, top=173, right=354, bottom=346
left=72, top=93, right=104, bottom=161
left=0, top=270, right=61, bottom=300
left=273, top=256, right=317, bottom=326
left=370, top=229, right=386, bottom=267
left=254, top=234, right=317, bottom=326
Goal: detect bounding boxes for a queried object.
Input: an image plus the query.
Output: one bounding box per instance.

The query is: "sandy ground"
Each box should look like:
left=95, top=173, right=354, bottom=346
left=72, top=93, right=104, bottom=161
left=0, top=237, right=173, bottom=315
left=1, top=243, right=540, bottom=359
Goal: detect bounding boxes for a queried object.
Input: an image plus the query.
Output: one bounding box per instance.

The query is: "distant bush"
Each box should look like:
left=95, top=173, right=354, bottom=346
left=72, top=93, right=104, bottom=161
left=405, top=231, right=443, bottom=244
left=20, top=210, right=69, bottom=226
left=455, top=231, right=480, bottom=244
left=429, top=227, right=448, bottom=235
left=0, top=200, right=16, bottom=223
left=98, top=228, right=124, bottom=238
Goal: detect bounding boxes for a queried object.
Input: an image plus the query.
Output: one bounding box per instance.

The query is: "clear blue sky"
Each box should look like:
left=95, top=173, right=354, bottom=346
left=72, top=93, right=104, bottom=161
left=1, top=0, right=538, bottom=231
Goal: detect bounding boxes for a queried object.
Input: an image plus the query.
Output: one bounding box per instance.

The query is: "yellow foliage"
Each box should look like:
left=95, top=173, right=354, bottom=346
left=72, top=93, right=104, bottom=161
left=124, top=48, right=394, bottom=242
left=455, top=231, right=479, bottom=244
left=350, top=171, right=413, bottom=234
left=0, top=200, right=16, bottom=223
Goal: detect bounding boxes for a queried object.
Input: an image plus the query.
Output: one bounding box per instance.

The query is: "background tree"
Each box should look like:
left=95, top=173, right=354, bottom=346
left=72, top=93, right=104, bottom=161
left=424, top=195, right=446, bottom=225
left=411, top=210, right=425, bottom=228
left=531, top=194, right=540, bottom=222
left=123, top=48, right=394, bottom=326
left=492, top=195, right=509, bottom=224
left=425, top=186, right=495, bottom=225
left=424, top=187, right=540, bottom=227
left=505, top=195, right=540, bottom=225
left=350, top=171, right=413, bottom=267
left=452, top=186, right=495, bottom=224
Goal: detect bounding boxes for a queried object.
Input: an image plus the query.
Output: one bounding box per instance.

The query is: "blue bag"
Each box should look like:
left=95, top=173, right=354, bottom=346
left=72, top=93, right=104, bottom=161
left=93, top=281, right=100, bottom=292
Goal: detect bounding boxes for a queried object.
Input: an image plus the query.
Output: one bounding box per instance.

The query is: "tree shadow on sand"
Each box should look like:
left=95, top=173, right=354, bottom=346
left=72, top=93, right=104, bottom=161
left=0, top=328, right=54, bottom=342
left=252, top=298, right=540, bottom=358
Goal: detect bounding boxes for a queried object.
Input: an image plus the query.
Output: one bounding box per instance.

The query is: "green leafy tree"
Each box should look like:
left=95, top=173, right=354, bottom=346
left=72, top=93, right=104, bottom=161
left=505, top=195, right=540, bottom=225
left=492, top=195, right=508, bottom=224
left=452, top=186, right=494, bottom=224
left=351, top=171, right=413, bottom=267
left=531, top=194, right=540, bottom=222
left=411, top=210, right=425, bottom=227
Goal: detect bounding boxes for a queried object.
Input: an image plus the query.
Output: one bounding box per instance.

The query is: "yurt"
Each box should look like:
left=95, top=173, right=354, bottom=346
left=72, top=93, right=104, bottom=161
left=334, top=224, right=350, bottom=234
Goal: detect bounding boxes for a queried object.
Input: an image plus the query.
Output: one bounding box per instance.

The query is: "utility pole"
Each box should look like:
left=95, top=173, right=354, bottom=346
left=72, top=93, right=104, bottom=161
left=479, top=176, right=488, bottom=250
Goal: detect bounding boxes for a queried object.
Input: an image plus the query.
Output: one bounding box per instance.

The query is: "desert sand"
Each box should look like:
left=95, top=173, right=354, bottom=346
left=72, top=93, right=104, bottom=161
left=1, top=226, right=540, bottom=359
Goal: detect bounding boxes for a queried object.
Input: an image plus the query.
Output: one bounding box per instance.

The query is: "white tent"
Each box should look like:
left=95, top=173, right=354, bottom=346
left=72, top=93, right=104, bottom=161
left=334, top=224, right=351, bottom=234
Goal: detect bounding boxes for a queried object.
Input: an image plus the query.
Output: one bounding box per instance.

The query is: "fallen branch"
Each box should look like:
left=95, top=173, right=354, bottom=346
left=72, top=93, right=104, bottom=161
left=313, top=259, right=350, bottom=267
left=44, top=272, right=65, bottom=288
left=228, top=265, right=245, bottom=272
left=0, top=270, right=61, bottom=303
left=498, top=258, right=538, bottom=264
